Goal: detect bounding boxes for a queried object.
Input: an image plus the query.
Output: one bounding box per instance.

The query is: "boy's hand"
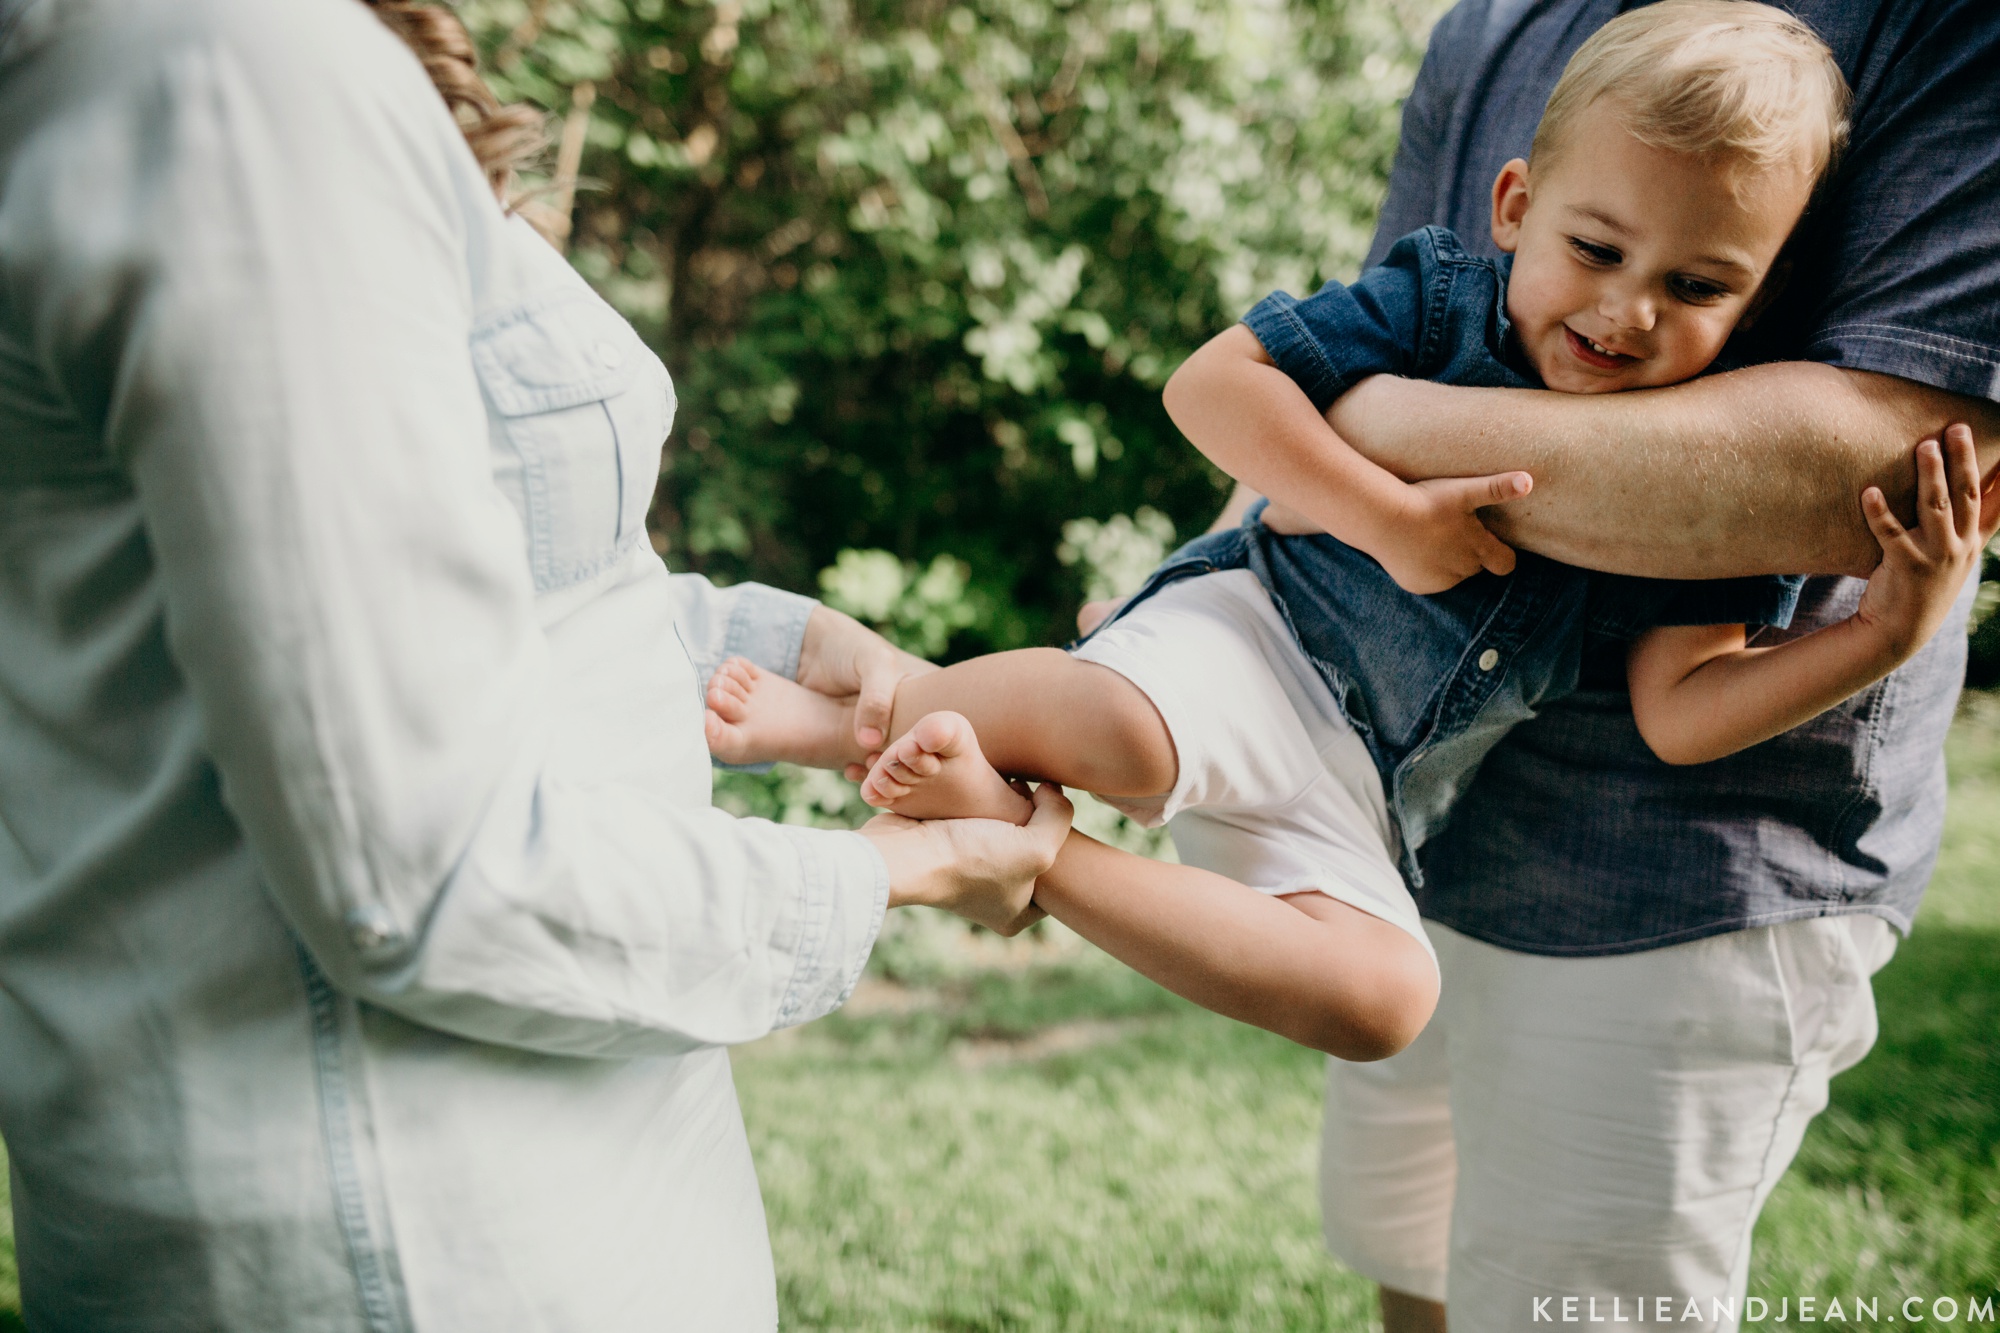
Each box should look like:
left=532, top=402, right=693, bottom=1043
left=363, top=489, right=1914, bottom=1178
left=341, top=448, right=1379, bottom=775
left=1369, top=471, right=1534, bottom=595
left=1853, top=424, right=2000, bottom=662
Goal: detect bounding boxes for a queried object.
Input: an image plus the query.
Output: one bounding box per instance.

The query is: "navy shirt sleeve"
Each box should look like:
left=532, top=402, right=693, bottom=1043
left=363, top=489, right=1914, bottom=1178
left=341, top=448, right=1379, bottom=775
left=1587, top=572, right=1806, bottom=643
left=1363, top=6, right=1479, bottom=269
left=1240, top=229, right=1433, bottom=412
left=1739, top=1, right=2000, bottom=401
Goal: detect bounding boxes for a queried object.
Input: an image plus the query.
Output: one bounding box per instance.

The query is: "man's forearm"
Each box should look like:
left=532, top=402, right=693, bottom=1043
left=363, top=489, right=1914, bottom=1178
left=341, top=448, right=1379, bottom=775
left=1327, top=364, right=2000, bottom=578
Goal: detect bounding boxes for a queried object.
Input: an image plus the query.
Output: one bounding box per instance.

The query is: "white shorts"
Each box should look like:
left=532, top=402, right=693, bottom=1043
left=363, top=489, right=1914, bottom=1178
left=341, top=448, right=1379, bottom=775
left=1321, top=914, right=1896, bottom=1330
left=1070, top=569, right=1432, bottom=964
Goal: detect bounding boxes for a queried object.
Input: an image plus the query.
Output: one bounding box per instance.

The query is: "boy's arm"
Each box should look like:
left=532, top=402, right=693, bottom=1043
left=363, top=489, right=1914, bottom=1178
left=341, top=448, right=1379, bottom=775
left=1033, top=832, right=1437, bottom=1062
left=1164, top=325, right=1531, bottom=594
left=1627, top=427, right=1999, bottom=767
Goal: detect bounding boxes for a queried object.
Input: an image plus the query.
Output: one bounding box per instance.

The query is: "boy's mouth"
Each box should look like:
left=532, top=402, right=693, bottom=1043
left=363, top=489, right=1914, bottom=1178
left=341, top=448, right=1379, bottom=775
left=1563, top=326, right=1638, bottom=369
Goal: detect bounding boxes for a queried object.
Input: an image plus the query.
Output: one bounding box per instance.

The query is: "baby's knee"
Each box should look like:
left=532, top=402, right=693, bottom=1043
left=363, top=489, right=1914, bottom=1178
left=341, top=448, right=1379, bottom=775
left=1077, top=662, right=1179, bottom=794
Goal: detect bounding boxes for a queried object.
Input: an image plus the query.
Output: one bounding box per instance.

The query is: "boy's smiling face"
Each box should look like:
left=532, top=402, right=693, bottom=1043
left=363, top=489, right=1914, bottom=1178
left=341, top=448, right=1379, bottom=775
left=1492, top=108, right=1814, bottom=394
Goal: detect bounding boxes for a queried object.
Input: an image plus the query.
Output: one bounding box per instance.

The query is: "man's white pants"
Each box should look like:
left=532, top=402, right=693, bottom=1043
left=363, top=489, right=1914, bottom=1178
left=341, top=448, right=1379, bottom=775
left=1320, top=914, right=1896, bottom=1332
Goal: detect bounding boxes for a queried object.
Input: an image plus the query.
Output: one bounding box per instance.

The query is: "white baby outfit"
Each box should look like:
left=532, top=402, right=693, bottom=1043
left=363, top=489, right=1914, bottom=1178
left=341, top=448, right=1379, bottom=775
left=1071, top=569, right=1435, bottom=969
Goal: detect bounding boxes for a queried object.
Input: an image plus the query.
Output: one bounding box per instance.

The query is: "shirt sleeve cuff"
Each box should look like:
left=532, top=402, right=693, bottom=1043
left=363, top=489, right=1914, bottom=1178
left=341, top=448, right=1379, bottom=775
left=666, top=574, right=818, bottom=688
left=722, top=582, right=817, bottom=682
left=1806, top=324, right=2000, bottom=403
left=1242, top=292, right=1359, bottom=411
left=770, top=826, right=890, bottom=1029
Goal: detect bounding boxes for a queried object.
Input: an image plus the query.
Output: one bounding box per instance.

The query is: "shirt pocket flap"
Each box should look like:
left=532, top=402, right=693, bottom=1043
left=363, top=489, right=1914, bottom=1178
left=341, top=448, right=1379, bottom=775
left=471, top=292, right=643, bottom=416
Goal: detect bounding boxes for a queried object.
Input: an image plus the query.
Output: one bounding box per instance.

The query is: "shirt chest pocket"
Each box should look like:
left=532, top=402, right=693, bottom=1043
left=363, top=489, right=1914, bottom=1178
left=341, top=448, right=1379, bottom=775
left=472, top=291, right=676, bottom=592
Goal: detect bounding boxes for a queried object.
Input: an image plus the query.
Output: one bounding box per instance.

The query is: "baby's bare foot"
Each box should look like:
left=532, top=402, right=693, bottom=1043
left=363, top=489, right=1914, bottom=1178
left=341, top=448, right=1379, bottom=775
left=861, top=712, right=1035, bottom=825
left=705, top=657, right=864, bottom=769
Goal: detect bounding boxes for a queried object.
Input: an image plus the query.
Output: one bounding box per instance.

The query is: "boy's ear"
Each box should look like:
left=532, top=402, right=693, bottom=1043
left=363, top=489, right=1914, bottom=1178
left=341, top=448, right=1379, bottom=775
left=1490, top=158, right=1531, bottom=253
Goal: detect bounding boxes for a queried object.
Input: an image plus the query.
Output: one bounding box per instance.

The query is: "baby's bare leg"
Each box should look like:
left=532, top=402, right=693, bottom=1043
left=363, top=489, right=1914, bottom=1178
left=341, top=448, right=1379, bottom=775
left=705, top=657, right=864, bottom=769
left=881, top=649, right=1178, bottom=798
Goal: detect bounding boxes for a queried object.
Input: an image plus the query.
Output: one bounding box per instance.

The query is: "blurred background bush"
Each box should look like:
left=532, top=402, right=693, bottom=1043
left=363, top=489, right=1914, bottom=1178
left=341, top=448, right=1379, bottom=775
left=464, top=0, right=1434, bottom=658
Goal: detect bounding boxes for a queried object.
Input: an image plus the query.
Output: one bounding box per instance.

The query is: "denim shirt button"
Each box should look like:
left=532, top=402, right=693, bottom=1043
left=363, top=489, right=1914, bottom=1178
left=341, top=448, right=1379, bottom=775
left=344, top=906, right=403, bottom=958
left=1477, top=647, right=1500, bottom=672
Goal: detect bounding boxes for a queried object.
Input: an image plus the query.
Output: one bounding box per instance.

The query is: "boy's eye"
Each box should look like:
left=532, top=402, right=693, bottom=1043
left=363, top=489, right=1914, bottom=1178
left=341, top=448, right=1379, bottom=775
left=1668, top=274, right=1730, bottom=304
left=1567, top=237, right=1621, bottom=266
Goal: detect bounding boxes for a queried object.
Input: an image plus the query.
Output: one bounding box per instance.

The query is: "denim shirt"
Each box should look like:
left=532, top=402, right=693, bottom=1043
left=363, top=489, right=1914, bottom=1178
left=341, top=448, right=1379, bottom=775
left=0, top=2, right=885, bottom=1327
left=1361, top=0, right=2000, bottom=954
left=1106, top=227, right=1800, bottom=883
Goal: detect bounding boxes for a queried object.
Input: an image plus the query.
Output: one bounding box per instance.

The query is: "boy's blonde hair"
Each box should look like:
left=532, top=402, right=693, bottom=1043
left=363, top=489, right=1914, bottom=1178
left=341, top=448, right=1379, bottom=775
left=1532, top=1, right=1849, bottom=190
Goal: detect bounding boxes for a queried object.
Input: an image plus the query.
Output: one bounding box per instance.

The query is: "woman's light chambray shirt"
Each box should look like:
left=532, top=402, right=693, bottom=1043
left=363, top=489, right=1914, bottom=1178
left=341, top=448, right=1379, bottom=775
left=0, top=0, right=888, bottom=1327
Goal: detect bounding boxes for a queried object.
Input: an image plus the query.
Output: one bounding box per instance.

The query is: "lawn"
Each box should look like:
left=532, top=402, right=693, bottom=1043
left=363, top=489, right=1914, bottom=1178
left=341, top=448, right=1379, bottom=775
left=0, top=702, right=1994, bottom=1328
left=737, top=696, right=2000, bottom=1331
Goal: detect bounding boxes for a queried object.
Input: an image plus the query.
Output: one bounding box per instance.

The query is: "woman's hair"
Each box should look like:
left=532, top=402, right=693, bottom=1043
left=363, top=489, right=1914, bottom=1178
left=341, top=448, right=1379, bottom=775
left=1531, top=0, right=1850, bottom=192
left=361, top=0, right=544, bottom=198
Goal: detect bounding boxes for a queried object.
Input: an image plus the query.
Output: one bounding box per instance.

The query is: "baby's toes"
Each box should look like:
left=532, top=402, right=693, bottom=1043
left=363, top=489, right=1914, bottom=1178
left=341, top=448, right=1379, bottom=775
left=906, top=710, right=970, bottom=757
left=704, top=709, right=748, bottom=762
left=861, top=772, right=908, bottom=807
left=706, top=683, right=748, bottom=722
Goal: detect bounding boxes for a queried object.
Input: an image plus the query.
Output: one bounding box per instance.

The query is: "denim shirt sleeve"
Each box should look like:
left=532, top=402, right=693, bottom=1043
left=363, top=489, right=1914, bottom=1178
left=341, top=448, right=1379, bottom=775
left=1586, top=573, right=1806, bottom=642
left=1737, top=1, right=2000, bottom=401
left=1240, top=228, right=1435, bottom=411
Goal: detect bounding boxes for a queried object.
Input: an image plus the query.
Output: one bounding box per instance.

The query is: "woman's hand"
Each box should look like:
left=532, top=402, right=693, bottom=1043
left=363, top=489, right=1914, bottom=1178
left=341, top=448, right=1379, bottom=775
left=859, top=783, right=1073, bottom=934
left=795, top=605, right=935, bottom=751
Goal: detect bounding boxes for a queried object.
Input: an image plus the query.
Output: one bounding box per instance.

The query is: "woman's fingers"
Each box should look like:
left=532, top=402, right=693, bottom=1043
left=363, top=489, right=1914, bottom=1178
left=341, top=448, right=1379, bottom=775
left=850, top=646, right=902, bottom=751
left=796, top=605, right=936, bottom=752
left=864, top=784, right=1073, bottom=930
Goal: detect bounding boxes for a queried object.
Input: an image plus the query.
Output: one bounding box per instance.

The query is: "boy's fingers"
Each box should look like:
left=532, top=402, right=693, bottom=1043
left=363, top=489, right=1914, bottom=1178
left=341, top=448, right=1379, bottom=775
left=1980, top=461, right=2000, bottom=546
left=1941, top=423, right=1982, bottom=541
left=1913, top=436, right=1952, bottom=540
left=1449, top=470, right=1534, bottom=512
left=1862, top=485, right=1913, bottom=555
left=1476, top=527, right=1519, bottom=577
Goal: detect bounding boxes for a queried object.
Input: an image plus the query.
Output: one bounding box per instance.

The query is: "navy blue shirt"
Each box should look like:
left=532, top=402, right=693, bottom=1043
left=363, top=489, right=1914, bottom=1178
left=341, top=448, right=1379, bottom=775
left=1369, top=0, right=2000, bottom=953
left=1107, top=226, right=1798, bottom=885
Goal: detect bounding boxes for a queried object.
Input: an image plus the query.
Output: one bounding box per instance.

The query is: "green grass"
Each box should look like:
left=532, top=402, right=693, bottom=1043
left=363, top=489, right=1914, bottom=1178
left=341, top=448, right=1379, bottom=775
left=1746, top=695, right=2000, bottom=1326
left=740, top=699, right=2000, bottom=1330
left=0, top=705, right=1996, bottom=1328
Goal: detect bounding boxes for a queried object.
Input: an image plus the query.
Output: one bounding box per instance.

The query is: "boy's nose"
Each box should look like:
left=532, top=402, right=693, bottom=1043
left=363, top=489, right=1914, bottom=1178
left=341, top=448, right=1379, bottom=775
left=1600, top=286, right=1658, bottom=332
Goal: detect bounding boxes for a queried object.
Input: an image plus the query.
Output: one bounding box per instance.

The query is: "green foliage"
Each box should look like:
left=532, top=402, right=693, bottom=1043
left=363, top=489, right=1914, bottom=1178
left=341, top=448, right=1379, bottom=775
left=464, top=0, right=1432, bottom=654
left=819, top=548, right=983, bottom=656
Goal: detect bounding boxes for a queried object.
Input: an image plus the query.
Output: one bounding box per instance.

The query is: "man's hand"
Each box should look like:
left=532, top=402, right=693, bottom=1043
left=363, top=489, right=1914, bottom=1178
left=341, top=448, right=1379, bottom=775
left=1076, top=599, right=1122, bottom=636
left=795, top=605, right=935, bottom=751
left=1366, top=471, right=1535, bottom=594
left=1853, top=424, right=2000, bottom=661
left=860, top=783, right=1074, bottom=935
